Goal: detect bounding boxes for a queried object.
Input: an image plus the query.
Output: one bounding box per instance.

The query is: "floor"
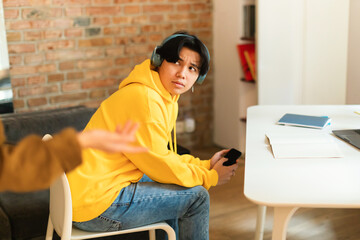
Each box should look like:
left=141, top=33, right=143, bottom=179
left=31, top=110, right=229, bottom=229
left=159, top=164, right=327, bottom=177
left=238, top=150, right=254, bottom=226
left=192, top=145, right=360, bottom=240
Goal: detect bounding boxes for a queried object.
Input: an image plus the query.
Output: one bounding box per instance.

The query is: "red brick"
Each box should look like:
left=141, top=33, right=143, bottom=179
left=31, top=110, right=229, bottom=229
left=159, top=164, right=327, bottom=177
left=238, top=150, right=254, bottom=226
left=77, top=59, right=113, bottom=69
left=194, top=3, right=210, bottom=11
left=108, top=67, right=132, bottom=77
left=24, top=31, right=42, bottom=41
left=105, top=47, right=124, bottom=56
left=24, top=54, right=44, bottom=64
left=3, top=0, right=51, bottom=7
left=62, top=82, right=81, bottom=92
left=168, top=13, right=197, bottom=21
left=104, top=27, right=122, bottom=35
left=84, top=70, right=103, bottom=79
left=113, top=16, right=131, bottom=24
left=38, top=40, right=75, bottom=51
left=143, top=4, right=173, bottom=13
left=27, top=97, right=47, bottom=107
left=46, top=50, right=84, bottom=61
left=11, top=77, right=26, bottom=87
left=141, top=23, right=172, bottom=32
left=124, top=44, right=151, bottom=55
left=9, top=56, right=22, bottom=65
left=177, top=4, right=191, bottom=11
left=8, top=44, right=35, bottom=53
left=89, top=89, right=106, bottom=98
left=6, top=32, right=22, bottom=42
left=114, top=37, right=130, bottom=45
left=27, top=76, right=46, bottom=85
left=18, top=85, right=58, bottom=97
left=10, top=65, right=37, bottom=75
left=93, top=0, right=111, bottom=4
left=65, top=28, right=83, bottom=37
left=149, top=15, right=164, bottom=23
left=7, top=20, right=51, bottom=30
left=65, top=7, right=82, bottom=17
left=22, top=8, right=62, bottom=19
left=86, top=7, right=121, bottom=16
left=84, top=49, right=104, bottom=58
left=52, top=19, right=74, bottom=28
left=192, top=21, right=212, bottom=29
left=114, top=0, right=146, bottom=3
left=124, top=26, right=138, bottom=35
left=50, top=92, right=87, bottom=103
left=52, top=0, right=91, bottom=6
left=81, top=78, right=117, bottom=89
left=93, top=17, right=110, bottom=25
left=12, top=99, right=25, bottom=109
left=44, top=30, right=63, bottom=39
left=82, top=100, right=102, bottom=109
left=59, top=61, right=75, bottom=71
left=37, top=64, right=56, bottom=73
left=78, top=38, right=113, bottom=47
left=132, top=15, right=148, bottom=24
left=48, top=73, right=65, bottom=83
left=4, top=9, right=19, bottom=19
left=67, top=71, right=84, bottom=80
left=124, top=5, right=140, bottom=14
left=115, top=57, right=131, bottom=65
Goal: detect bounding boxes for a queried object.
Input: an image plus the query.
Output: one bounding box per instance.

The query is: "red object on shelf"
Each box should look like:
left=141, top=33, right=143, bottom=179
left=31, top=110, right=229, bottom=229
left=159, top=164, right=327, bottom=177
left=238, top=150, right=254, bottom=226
left=237, top=43, right=255, bottom=81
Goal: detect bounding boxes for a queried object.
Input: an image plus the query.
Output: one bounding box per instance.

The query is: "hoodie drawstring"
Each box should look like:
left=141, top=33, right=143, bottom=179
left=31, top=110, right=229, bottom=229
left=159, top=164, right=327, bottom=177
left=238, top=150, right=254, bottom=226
left=169, top=124, right=177, bottom=154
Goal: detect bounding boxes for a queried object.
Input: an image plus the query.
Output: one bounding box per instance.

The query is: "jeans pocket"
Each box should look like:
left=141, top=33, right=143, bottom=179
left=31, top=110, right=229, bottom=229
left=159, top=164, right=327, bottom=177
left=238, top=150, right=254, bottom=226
left=73, top=215, right=122, bottom=232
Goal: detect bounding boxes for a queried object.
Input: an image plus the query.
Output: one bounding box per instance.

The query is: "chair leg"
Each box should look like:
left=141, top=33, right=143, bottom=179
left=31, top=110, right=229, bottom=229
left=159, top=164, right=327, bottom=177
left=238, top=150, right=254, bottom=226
left=162, top=225, right=176, bottom=240
left=149, top=229, right=156, bottom=240
left=45, top=215, right=54, bottom=240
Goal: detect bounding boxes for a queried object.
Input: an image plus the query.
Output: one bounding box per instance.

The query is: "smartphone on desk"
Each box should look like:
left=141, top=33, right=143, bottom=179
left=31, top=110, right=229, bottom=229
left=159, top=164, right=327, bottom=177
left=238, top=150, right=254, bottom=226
left=223, top=148, right=242, bottom=166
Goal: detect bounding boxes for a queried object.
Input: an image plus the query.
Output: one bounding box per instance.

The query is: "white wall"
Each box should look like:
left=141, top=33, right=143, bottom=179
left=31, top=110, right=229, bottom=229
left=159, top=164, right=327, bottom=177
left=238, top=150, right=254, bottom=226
left=257, top=0, right=349, bottom=105
left=213, top=0, right=242, bottom=149
left=0, top=1, right=9, bottom=70
left=346, top=0, right=360, bottom=104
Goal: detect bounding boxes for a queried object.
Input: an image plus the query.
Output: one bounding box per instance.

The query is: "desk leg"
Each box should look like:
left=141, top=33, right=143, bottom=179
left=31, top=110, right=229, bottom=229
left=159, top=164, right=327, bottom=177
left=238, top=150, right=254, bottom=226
left=254, top=205, right=267, bottom=240
left=272, top=207, right=299, bottom=240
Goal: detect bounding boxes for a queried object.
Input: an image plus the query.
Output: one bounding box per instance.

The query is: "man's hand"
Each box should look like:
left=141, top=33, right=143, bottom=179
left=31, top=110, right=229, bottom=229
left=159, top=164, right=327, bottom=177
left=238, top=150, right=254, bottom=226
left=210, top=149, right=239, bottom=185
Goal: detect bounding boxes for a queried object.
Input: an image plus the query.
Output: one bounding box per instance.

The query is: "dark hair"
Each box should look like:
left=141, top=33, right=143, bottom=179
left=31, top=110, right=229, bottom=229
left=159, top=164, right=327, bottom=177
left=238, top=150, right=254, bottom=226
left=155, top=31, right=210, bottom=77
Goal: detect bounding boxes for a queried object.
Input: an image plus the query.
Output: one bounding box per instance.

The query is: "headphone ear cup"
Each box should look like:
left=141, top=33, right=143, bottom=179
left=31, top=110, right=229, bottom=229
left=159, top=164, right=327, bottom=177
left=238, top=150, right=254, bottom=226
left=196, top=74, right=206, bottom=84
left=150, top=46, right=163, bottom=67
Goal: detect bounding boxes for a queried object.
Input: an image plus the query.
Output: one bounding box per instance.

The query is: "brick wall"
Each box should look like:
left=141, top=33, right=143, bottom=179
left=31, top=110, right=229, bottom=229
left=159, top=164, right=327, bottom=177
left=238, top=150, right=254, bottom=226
left=4, top=0, right=214, bottom=148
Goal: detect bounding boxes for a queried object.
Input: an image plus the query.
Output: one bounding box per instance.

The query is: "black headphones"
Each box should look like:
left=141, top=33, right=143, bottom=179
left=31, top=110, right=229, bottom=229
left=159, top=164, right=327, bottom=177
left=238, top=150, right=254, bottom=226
left=150, top=33, right=210, bottom=84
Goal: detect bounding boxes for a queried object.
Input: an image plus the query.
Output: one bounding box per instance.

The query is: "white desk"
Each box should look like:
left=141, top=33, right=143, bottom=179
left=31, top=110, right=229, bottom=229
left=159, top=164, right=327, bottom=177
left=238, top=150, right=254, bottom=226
left=244, top=105, right=360, bottom=240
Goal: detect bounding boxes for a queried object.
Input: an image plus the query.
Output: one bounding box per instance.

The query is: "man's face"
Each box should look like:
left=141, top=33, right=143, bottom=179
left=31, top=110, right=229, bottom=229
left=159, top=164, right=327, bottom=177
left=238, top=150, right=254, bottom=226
left=158, top=47, right=201, bottom=96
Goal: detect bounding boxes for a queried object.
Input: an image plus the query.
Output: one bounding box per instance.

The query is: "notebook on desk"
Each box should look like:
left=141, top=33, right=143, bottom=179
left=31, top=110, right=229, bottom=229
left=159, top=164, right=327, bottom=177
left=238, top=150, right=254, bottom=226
left=332, top=129, right=360, bottom=150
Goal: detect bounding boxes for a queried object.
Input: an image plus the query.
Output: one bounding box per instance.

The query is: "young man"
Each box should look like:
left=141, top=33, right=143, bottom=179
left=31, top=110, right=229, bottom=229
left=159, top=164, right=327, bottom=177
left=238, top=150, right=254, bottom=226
left=68, top=32, right=239, bottom=240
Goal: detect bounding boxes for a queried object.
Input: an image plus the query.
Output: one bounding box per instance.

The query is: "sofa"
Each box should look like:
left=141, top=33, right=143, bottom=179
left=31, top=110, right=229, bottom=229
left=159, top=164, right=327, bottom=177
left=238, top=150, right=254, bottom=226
left=0, top=106, right=96, bottom=239
left=0, top=106, right=189, bottom=239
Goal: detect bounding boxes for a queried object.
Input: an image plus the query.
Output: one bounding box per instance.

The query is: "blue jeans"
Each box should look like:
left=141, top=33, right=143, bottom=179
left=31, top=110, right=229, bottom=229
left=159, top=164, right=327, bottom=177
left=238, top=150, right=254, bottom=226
left=73, top=175, right=210, bottom=240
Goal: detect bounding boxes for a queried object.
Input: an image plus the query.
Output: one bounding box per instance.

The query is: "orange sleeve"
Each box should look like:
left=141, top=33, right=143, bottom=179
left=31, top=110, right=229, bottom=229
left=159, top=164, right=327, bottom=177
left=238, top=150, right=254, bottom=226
left=0, top=121, right=82, bottom=192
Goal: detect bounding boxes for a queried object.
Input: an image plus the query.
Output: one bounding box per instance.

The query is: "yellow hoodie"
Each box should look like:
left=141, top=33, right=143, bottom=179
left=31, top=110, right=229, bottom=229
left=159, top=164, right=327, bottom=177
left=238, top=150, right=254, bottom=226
left=67, top=59, right=218, bottom=222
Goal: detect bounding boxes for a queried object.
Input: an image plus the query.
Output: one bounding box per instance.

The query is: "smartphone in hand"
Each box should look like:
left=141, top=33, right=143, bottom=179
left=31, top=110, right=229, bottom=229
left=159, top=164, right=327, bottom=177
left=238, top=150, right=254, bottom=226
left=223, top=148, right=242, bottom=166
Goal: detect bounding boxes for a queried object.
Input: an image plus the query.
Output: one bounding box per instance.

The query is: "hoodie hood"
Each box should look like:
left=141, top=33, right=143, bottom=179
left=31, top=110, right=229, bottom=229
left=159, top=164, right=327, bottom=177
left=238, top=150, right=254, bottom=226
left=119, top=59, right=179, bottom=103
left=119, top=59, right=179, bottom=153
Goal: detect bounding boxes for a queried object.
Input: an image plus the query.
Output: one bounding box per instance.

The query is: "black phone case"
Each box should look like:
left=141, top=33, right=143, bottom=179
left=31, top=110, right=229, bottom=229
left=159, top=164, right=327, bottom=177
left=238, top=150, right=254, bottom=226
left=223, top=148, right=242, bottom=166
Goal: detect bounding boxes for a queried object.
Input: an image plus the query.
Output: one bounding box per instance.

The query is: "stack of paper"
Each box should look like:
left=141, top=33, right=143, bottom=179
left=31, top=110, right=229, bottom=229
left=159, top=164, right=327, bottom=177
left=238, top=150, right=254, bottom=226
left=266, top=132, right=343, bottom=159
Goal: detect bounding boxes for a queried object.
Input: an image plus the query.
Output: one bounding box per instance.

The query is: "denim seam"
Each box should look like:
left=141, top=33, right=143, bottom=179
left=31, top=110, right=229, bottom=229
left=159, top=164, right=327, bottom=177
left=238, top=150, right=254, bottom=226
left=97, top=215, right=122, bottom=230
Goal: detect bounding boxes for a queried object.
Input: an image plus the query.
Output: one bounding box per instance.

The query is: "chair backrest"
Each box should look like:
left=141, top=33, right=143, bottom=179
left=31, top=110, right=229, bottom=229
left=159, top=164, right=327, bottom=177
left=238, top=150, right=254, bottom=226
left=49, top=173, right=73, bottom=239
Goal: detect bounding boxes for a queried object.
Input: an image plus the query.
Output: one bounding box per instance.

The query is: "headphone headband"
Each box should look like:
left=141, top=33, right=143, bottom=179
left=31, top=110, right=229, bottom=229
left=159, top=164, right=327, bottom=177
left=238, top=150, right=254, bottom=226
left=150, top=33, right=210, bottom=84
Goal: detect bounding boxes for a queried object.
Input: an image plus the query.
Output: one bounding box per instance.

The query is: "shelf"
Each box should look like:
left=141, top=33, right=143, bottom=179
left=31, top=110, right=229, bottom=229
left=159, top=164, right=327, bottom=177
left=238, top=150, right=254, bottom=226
left=240, top=37, right=255, bottom=41
left=240, top=78, right=256, bottom=83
